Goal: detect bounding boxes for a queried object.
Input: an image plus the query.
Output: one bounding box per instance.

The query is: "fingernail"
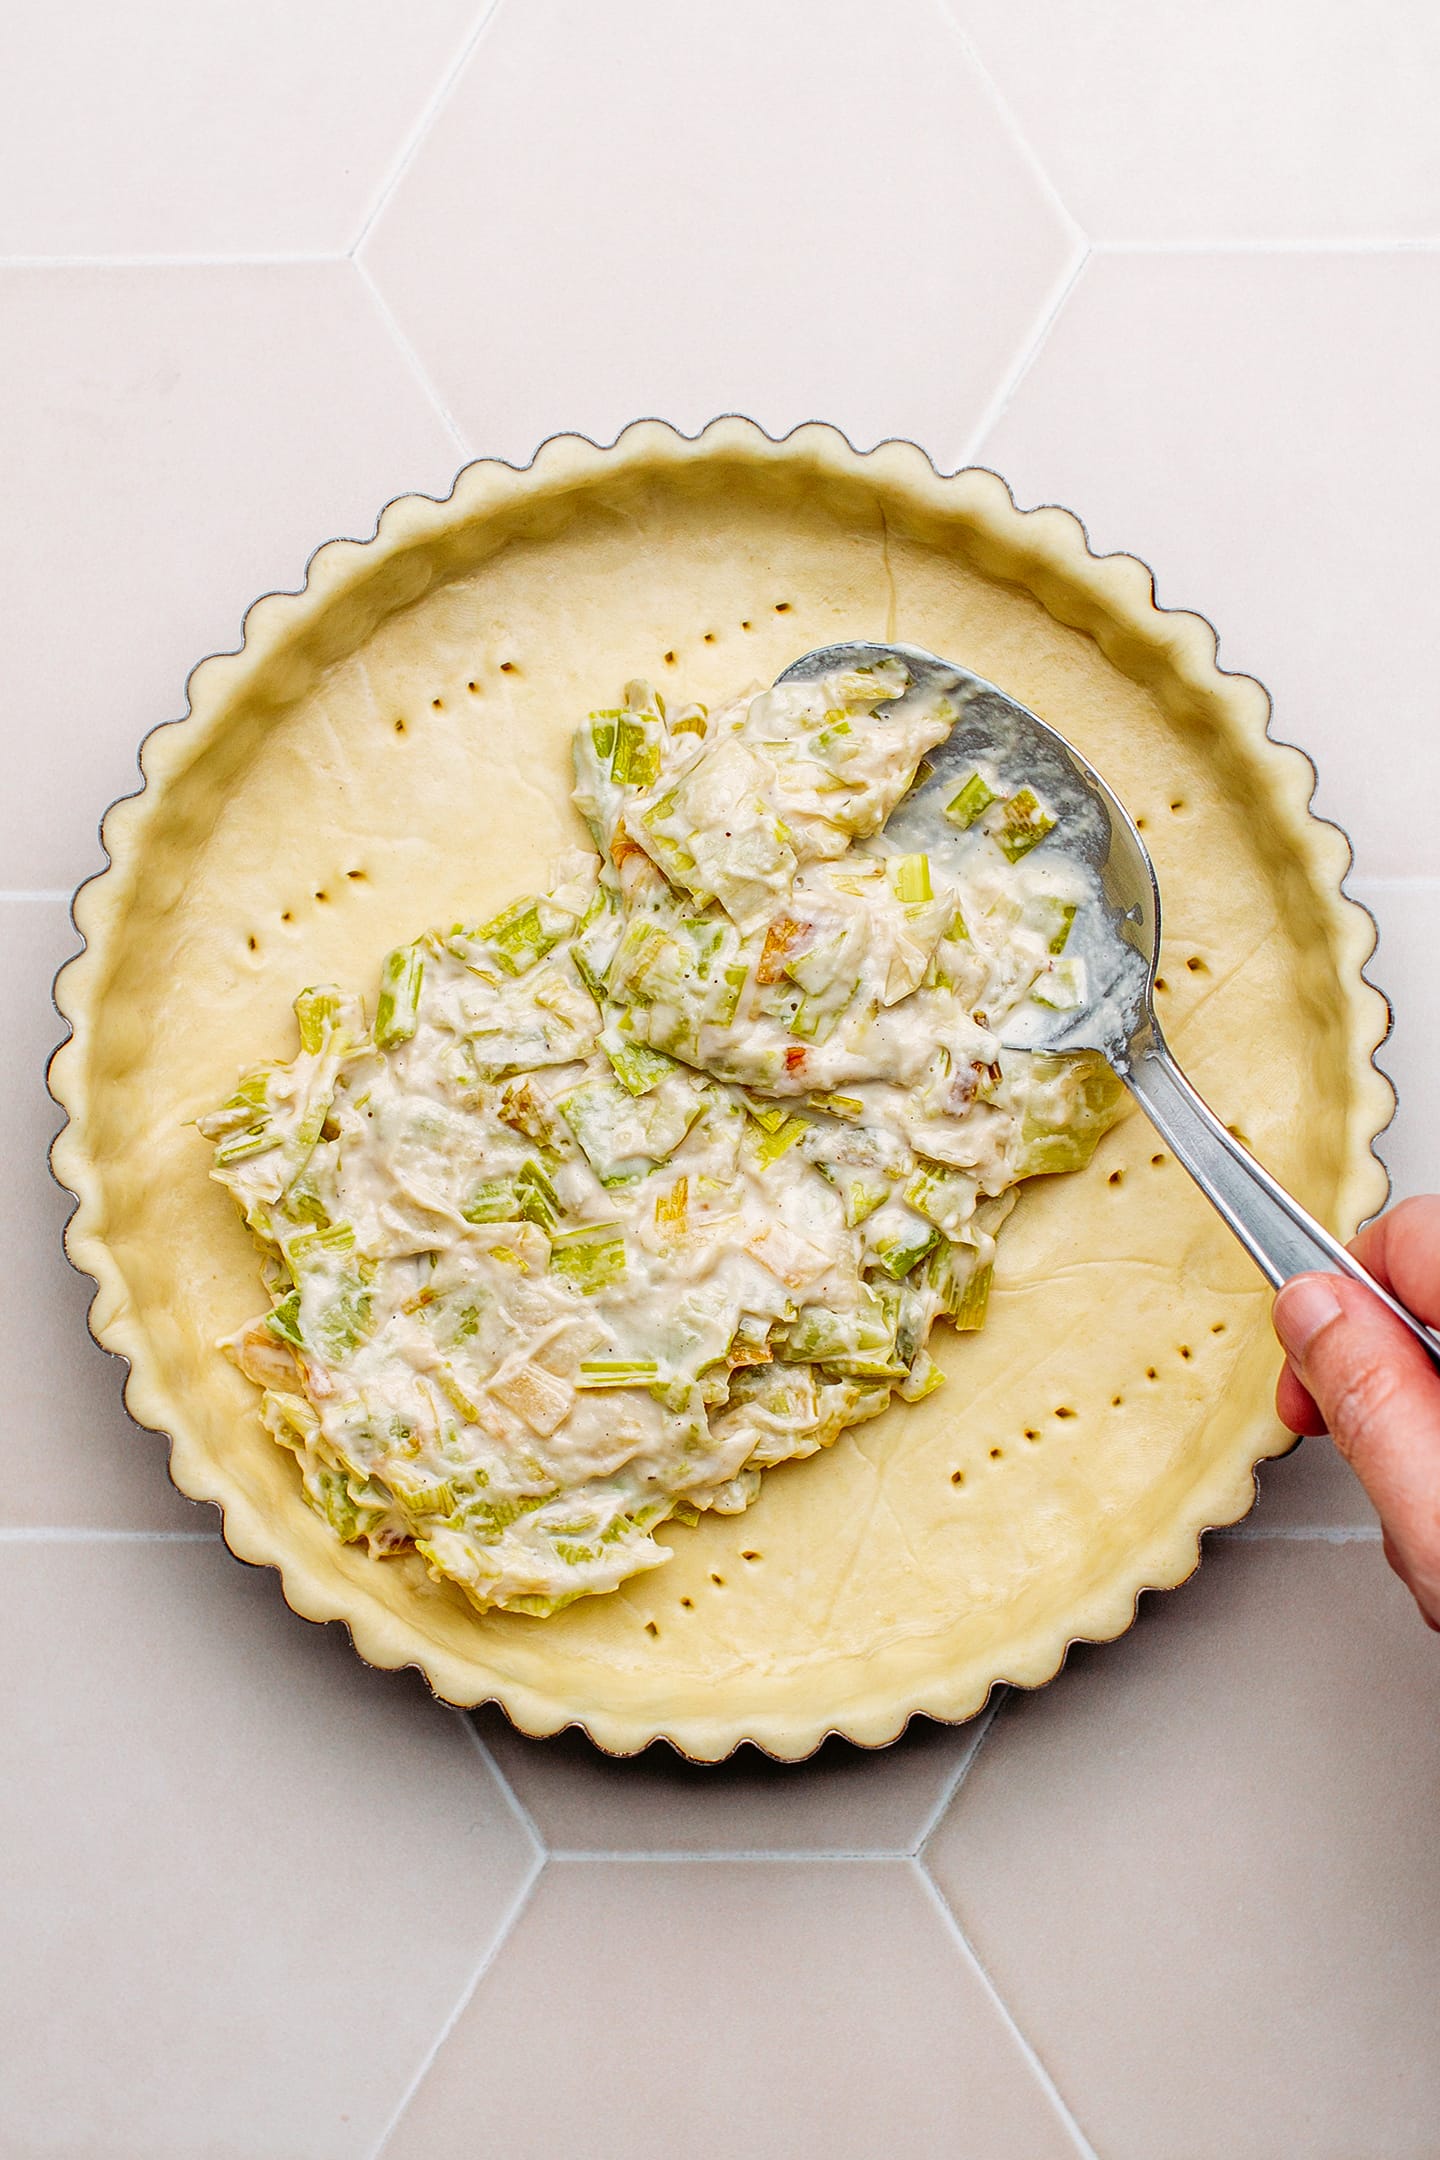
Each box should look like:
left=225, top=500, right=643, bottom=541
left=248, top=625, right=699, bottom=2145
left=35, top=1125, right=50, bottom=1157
left=1273, top=1275, right=1342, bottom=1358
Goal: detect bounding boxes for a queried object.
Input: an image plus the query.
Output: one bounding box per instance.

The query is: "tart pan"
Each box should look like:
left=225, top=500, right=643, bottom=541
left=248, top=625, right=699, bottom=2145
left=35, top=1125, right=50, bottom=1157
left=48, top=418, right=1392, bottom=1760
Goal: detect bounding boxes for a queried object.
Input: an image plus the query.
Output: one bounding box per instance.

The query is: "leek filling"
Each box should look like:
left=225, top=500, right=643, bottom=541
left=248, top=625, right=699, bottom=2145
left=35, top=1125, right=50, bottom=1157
left=202, top=662, right=1122, bottom=1616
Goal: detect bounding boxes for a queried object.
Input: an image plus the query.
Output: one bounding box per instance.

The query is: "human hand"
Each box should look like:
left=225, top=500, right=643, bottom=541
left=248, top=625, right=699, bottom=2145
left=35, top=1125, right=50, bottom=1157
left=1272, top=1194, right=1440, bottom=1630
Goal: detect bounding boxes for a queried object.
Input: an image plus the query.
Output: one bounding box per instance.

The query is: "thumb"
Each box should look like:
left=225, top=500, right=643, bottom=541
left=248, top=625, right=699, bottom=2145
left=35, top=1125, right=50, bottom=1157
left=1273, top=1273, right=1440, bottom=1625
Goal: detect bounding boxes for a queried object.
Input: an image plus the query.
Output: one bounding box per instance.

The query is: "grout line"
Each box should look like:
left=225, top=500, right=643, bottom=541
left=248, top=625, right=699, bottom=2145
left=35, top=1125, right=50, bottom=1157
left=1093, top=236, right=1440, bottom=256
left=348, top=0, right=505, bottom=257
left=367, top=1849, right=545, bottom=2160
left=961, top=240, right=1090, bottom=463
left=0, top=1527, right=220, bottom=1544
left=545, top=1846, right=909, bottom=1864
left=1214, top=1524, right=1382, bottom=1542
left=934, top=0, right=1086, bottom=250
left=911, top=1692, right=1006, bottom=1856
left=0, top=252, right=347, bottom=269
left=913, top=1862, right=1100, bottom=2160
left=350, top=254, right=470, bottom=458
left=456, top=1711, right=547, bottom=1858
left=0, top=889, right=74, bottom=903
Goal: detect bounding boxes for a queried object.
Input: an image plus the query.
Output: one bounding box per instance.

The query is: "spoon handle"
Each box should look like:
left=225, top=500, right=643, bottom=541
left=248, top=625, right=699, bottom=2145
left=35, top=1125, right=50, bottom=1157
left=1124, top=1036, right=1440, bottom=1373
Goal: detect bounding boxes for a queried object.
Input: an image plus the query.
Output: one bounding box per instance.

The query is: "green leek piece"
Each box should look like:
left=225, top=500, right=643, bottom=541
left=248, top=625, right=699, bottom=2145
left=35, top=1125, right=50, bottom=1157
left=926, top=1242, right=993, bottom=1330
left=604, top=1033, right=678, bottom=1097
left=870, top=1222, right=941, bottom=1280
left=904, top=1164, right=974, bottom=1234
left=402, top=1478, right=457, bottom=1518
left=750, top=1113, right=810, bottom=1167
left=1016, top=1050, right=1126, bottom=1175
left=549, top=1221, right=627, bottom=1293
left=993, top=787, right=1057, bottom=862
left=817, top=1160, right=891, bottom=1229
left=476, top=897, right=559, bottom=978
left=312, top=1271, right=374, bottom=1360
left=806, top=1091, right=864, bottom=1122
left=888, top=852, right=933, bottom=904
left=1047, top=902, right=1078, bottom=955
left=264, top=1288, right=305, bottom=1347
left=781, top=1290, right=903, bottom=1380
left=944, top=772, right=1000, bottom=829
left=462, top=1158, right=559, bottom=1229
left=711, top=962, right=749, bottom=1025
left=611, top=716, right=661, bottom=788
left=295, top=986, right=342, bottom=1055
left=375, top=943, right=424, bottom=1047
left=213, top=1120, right=279, bottom=1167
left=899, top=1348, right=946, bottom=1402
left=575, top=1357, right=660, bottom=1389
left=588, top=714, right=619, bottom=761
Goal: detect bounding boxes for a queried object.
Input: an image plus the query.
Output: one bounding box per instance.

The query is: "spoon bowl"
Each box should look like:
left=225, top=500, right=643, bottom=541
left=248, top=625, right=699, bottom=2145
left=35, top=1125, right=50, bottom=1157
left=777, top=640, right=1440, bottom=1364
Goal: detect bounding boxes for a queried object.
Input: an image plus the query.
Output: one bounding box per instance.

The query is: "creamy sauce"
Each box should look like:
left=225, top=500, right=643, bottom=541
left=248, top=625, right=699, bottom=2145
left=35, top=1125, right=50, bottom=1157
left=202, top=660, right=1123, bottom=1616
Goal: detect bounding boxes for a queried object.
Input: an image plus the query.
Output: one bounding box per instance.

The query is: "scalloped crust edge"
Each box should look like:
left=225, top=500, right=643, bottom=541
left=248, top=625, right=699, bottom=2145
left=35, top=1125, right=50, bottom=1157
left=47, top=415, right=1395, bottom=1762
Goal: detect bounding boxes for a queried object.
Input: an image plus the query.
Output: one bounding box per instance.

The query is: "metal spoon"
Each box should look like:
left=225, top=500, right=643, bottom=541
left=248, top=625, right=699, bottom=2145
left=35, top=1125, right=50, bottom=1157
left=777, top=639, right=1440, bottom=1367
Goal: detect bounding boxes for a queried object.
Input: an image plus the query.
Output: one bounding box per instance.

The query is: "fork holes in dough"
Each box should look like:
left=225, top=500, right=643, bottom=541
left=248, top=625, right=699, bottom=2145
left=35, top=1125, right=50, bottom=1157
left=467, top=680, right=479, bottom=693
left=431, top=697, right=443, bottom=710
left=644, top=1620, right=659, bottom=1638
left=1146, top=1366, right=1158, bottom=1381
left=741, top=1550, right=761, bottom=1563
left=1151, top=1152, right=1166, bottom=1168
left=1155, top=977, right=1168, bottom=993
left=703, top=631, right=716, bottom=644
left=246, top=934, right=258, bottom=952
left=1108, top=1169, right=1124, bottom=1187
left=774, top=600, right=792, bottom=613
left=950, top=1470, right=965, bottom=1485
left=346, top=868, right=366, bottom=882
left=500, top=661, right=517, bottom=673
left=1187, top=955, right=1207, bottom=973
left=1054, top=1406, right=1077, bottom=1420
left=741, top=619, right=753, bottom=631
left=394, top=718, right=407, bottom=734
left=1211, top=1321, right=1227, bottom=1335
left=1023, top=1428, right=1040, bottom=1442
left=315, top=891, right=328, bottom=904
left=680, top=1596, right=694, bottom=1609
left=281, top=910, right=293, bottom=924
left=1170, top=798, right=1186, bottom=813
left=1112, top=1394, right=1123, bottom=1407
left=989, top=1446, right=1004, bottom=1460
left=710, top=1572, right=725, bottom=1587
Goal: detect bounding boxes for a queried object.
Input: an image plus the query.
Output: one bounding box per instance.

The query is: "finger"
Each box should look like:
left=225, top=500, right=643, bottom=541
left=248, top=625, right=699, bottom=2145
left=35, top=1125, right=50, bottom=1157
left=1384, top=1530, right=1440, bottom=1632
left=1348, top=1195, right=1440, bottom=1327
left=1275, top=1357, right=1324, bottom=1435
left=1274, top=1273, right=1440, bottom=1625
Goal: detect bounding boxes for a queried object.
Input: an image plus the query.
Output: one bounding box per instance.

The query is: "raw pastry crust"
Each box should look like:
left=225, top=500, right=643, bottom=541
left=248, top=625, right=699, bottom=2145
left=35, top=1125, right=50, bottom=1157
left=49, top=419, right=1392, bottom=1760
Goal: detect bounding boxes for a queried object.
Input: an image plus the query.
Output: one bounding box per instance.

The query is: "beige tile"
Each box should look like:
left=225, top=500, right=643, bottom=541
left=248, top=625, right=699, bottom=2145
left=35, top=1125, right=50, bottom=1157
left=2, top=899, right=201, bottom=1528
left=0, top=264, right=459, bottom=890
left=474, top=1705, right=987, bottom=1854
left=949, top=0, right=1440, bottom=241
left=0, top=1537, right=536, bottom=2158
left=928, top=1539, right=1440, bottom=2159
left=0, top=1, right=478, bottom=255
left=1351, top=879, right=1440, bottom=1202
left=363, top=0, right=1078, bottom=469
left=983, top=251, right=1440, bottom=879
left=389, top=1859, right=1081, bottom=2159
